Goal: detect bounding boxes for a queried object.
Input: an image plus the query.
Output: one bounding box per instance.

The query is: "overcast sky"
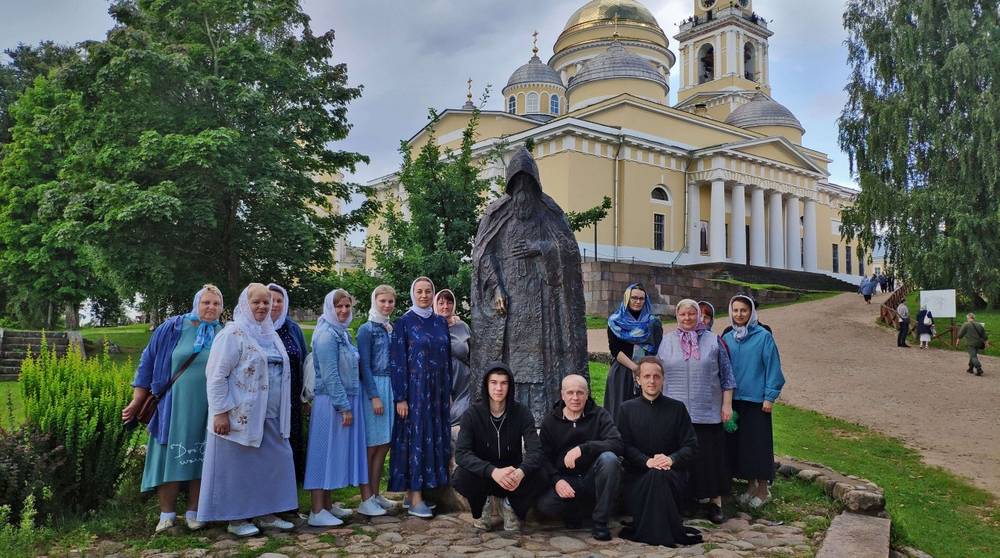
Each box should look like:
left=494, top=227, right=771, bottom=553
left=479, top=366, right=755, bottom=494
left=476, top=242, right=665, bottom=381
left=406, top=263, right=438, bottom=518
left=3, top=0, right=855, bottom=238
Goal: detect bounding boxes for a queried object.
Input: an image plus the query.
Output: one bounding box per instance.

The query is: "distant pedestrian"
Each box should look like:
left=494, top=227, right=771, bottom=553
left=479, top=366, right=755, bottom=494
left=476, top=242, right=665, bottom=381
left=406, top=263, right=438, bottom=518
left=916, top=305, right=934, bottom=349
left=860, top=277, right=876, bottom=304
left=958, top=313, right=988, bottom=376
left=896, top=301, right=910, bottom=348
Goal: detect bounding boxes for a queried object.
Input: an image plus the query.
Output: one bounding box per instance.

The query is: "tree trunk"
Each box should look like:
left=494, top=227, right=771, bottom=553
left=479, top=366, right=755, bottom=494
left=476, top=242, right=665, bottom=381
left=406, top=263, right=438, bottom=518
left=64, top=302, right=80, bottom=330
left=222, top=196, right=241, bottom=297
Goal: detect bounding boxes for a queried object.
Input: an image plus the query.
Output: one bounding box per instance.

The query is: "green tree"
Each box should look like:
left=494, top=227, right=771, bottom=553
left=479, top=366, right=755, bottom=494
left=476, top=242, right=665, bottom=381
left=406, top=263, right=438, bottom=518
left=52, top=0, right=375, bottom=310
left=839, top=0, right=1000, bottom=305
left=0, top=41, right=80, bottom=149
left=0, top=75, right=97, bottom=328
left=369, top=106, right=496, bottom=308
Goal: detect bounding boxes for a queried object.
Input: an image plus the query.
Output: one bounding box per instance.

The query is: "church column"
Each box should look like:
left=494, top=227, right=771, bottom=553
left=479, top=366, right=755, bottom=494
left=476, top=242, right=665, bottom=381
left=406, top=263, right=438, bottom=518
left=714, top=33, right=721, bottom=80
left=688, top=42, right=696, bottom=88
left=736, top=31, right=744, bottom=78
left=688, top=182, right=701, bottom=256
left=785, top=195, right=802, bottom=270
left=750, top=186, right=766, bottom=266
left=803, top=198, right=818, bottom=271
left=710, top=179, right=726, bottom=262
left=731, top=183, right=747, bottom=264
left=768, top=190, right=785, bottom=268
left=727, top=30, right=737, bottom=76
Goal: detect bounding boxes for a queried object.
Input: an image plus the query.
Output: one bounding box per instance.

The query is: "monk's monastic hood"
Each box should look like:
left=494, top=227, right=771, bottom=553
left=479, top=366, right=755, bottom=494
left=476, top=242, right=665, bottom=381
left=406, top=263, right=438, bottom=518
left=505, top=147, right=541, bottom=194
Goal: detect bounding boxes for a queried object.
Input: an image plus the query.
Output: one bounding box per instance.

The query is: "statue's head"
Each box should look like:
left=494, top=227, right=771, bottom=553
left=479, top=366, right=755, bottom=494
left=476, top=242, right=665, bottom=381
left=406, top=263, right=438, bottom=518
left=506, top=147, right=542, bottom=221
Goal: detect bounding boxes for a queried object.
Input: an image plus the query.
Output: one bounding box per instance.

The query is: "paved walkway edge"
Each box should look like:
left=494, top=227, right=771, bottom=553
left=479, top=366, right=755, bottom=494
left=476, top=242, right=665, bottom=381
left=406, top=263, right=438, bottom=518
left=816, top=511, right=891, bottom=558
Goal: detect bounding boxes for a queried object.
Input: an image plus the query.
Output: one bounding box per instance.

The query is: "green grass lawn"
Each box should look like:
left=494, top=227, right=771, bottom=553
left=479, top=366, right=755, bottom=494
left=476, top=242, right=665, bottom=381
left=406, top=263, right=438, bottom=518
left=0, top=380, right=23, bottom=428
left=898, top=291, right=1000, bottom=358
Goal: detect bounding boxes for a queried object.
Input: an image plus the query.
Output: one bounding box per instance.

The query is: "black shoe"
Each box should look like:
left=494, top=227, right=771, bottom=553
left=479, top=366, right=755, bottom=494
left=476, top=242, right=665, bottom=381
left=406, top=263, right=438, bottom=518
left=976, top=368, right=984, bottom=376
left=591, top=523, right=612, bottom=541
left=968, top=367, right=975, bottom=374
left=707, top=504, right=725, bottom=524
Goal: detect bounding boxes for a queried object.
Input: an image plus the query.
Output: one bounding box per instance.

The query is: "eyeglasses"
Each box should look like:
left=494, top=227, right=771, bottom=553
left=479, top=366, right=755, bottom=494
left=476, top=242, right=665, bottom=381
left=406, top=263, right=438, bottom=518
left=629, top=296, right=646, bottom=302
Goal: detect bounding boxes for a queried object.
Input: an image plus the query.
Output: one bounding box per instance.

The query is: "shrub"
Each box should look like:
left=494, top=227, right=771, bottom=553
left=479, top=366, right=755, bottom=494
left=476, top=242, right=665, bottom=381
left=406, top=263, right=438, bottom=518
left=0, top=494, right=51, bottom=558
left=19, top=340, right=140, bottom=514
left=0, top=424, right=63, bottom=524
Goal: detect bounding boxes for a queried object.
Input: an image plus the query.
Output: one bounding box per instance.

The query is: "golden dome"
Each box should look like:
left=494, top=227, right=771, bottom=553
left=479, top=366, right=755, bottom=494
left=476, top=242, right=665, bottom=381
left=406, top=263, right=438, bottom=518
left=563, top=0, right=662, bottom=32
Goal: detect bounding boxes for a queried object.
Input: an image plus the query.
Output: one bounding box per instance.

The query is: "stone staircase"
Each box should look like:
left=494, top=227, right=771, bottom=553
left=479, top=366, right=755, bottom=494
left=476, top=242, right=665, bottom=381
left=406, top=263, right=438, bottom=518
left=0, top=330, right=83, bottom=381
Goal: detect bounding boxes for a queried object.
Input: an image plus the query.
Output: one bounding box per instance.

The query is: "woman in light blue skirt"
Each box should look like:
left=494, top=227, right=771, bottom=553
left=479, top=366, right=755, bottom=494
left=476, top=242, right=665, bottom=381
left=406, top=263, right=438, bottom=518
left=357, top=285, right=397, bottom=511
left=304, top=289, right=384, bottom=526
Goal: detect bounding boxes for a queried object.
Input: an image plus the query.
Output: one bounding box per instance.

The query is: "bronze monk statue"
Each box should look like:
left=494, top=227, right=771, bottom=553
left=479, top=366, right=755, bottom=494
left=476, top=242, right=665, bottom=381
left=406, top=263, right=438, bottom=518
left=470, top=147, right=588, bottom=426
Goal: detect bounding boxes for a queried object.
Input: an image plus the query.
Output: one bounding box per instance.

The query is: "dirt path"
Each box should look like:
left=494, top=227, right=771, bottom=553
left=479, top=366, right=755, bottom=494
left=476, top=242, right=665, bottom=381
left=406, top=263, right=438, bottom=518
left=590, top=292, right=1000, bottom=497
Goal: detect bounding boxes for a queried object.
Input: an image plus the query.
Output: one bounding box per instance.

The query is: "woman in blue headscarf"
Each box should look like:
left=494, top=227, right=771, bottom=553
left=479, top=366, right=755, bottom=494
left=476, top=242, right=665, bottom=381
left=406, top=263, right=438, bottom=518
left=604, top=283, right=662, bottom=418
left=122, top=284, right=224, bottom=534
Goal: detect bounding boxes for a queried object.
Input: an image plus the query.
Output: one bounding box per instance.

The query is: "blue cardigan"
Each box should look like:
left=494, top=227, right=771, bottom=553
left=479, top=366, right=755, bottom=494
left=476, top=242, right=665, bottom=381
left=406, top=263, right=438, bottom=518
left=131, top=316, right=185, bottom=444
left=721, top=325, right=785, bottom=403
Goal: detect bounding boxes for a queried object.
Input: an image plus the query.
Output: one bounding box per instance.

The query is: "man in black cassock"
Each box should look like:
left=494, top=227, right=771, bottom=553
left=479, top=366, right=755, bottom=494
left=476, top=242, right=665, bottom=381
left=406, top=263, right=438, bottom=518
left=615, top=356, right=703, bottom=547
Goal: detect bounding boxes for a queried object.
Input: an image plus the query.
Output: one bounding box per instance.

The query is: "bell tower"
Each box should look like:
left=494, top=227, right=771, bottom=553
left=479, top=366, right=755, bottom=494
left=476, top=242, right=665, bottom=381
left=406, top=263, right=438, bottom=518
left=674, top=0, right=772, bottom=105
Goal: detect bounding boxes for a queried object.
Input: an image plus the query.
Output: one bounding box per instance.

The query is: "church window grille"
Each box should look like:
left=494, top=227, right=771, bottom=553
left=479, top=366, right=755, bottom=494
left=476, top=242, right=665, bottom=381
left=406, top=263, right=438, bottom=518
left=508, top=96, right=516, bottom=114
left=651, top=186, right=670, bottom=202
left=846, top=246, right=853, bottom=275
left=550, top=95, right=560, bottom=114
left=526, top=92, right=540, bottom=113
left=832, top=244, right=840, bottom=273
left=654, top=214, right=665, bottom=251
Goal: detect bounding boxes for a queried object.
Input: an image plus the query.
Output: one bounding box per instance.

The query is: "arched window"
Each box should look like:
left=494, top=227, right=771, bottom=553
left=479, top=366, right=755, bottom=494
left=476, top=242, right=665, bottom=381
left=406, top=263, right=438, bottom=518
left=550, top=94, right=560, bottom=115
left=526, top=92, right=540, bottom=113
left=507, top=95, right=516, bottom=114
left=698, top=44, right=715, bottom=84
left=743, top=42, right=756, bottom=81
left=651, top=186, right=670, bottom=203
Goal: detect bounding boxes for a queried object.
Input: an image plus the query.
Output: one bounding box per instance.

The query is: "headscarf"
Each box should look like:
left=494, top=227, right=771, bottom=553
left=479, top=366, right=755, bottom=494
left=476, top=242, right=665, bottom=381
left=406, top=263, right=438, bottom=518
left=607, top=283, right=658, bottom=352
left=266, top=283, right=289, bottom=330
left=434, top=289, right=463, bottom=325
left=367, top=287, right=394, bottom=333
left=232, top=284, right=276, bottom=348
left=696, top=300, right=715, bottom=332
left=184, top=287, right=223, bottom=353
left=319, top=289, right=354, bottom=331
left=675, top=298, right=702, bottom=360
left=728, top=294, right=760, bottom=341
left=409, top=276, right=435, bottom=319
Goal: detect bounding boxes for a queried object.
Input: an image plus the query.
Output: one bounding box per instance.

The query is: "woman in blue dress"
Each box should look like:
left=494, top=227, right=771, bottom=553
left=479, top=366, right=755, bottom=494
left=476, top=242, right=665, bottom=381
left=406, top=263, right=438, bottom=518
left=305, top=289, right=385, bottom=525
left=357, top=284, right=398, bottom=511
left=122, top=285, right=223, bottom=534
left=389, top=276, right=452, bottom=519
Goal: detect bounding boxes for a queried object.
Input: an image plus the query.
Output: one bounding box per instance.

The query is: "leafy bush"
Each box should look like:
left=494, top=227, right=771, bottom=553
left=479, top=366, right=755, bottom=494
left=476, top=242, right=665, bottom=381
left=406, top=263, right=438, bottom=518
left=19, top=340, right=139, bottom=514
left=0, top=495, right=50, bottom=558
left=0, top=425, right=63, bottom=524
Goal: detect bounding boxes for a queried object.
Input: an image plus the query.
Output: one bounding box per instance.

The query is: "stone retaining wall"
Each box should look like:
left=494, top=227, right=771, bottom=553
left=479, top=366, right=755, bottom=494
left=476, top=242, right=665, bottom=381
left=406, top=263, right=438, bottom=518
left=582, top=261, right=801, bottom=317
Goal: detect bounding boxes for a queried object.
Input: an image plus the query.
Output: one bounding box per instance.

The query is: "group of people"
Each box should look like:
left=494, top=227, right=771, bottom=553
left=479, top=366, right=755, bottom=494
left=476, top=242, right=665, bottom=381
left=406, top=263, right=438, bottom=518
left=122, top=278, right=785, bottom=548
left=123, top=277, right=472, bottom=537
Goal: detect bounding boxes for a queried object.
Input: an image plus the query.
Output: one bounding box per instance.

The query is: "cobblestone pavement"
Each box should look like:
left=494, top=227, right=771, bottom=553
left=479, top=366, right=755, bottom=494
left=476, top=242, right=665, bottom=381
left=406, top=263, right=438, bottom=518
left=102, top=509, right=819, bottom=558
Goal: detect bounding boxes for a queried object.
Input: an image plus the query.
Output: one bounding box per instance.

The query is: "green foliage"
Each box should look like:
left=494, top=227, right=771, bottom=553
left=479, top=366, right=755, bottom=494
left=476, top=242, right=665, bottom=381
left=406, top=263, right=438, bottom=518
left=369, top=105, right=496, bottom=308
left=19, top=342, right=139, bottom=515
left=566, top=195, right=612, bottom=232
left=1, top=381, right=24, bottom=427
left=0, top=425, right=63, bottom=524
left=0, top=495, right=52, bottom=558
left=292, top=268, right=385, bottom=318
left=839, top=1, right=1000, bottom=304
left=0, top=41, right=80, bottom=148
left=0, top=1, right=375, bottom=320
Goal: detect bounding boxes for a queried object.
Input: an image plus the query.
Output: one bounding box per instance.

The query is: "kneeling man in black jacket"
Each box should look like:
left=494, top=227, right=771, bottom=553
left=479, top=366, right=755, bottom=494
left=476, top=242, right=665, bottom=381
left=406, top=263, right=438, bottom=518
left=536, top=374, right=624, bottom=541
left=453, top=362, right=545, bottom=531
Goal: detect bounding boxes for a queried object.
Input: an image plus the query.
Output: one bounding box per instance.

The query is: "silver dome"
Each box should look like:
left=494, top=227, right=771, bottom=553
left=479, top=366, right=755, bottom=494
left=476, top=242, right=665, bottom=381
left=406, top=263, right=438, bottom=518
left=725, top=92, right=804, bottom=132
left=505, top=55, right=564, bottom=89
left=567, top=41, right=666, bottom=91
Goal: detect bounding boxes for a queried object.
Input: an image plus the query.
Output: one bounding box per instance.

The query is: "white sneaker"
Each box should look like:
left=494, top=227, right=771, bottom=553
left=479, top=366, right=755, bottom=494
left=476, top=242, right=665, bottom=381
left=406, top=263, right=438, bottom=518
left=374, top=494, right=398, bottom=510
left=308, top=509, right=344, bottom=527
left=227, top=521, right=260, bottom=537
left=328, top=504, right=353, bottom=519
left=255, top=514, right=294, bottom=530
left=358, top=496, right=388, bottom=517
left=154, top=517, right=175, bottom=534
left=473, top=496, right=495, bottom=530
left=185, top=517, right=205, bottom=531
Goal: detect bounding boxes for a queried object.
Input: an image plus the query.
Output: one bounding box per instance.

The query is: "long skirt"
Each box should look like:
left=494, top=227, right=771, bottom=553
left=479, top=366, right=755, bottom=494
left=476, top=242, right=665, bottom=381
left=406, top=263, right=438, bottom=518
left=304, top=393, right=369, bottom=490
left=620, top=469, right=703, bottom=547
left=141, top=363, right=208, bottom=492
left=688, top=423, right=730, bottom=499
left=603, top=361, right=640, bottom=420
left=363, top=377, right=394, bottom=447
left=728, top=400, right=775, bottom=482
left=196, top=418, right=298, bottom=521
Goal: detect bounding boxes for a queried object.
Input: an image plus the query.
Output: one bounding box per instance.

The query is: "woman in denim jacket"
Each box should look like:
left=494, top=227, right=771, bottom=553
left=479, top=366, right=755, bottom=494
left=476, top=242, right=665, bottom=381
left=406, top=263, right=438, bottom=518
left=305, top=289, right=386, bottom=526
left=357, top=284, right=398, bottom=512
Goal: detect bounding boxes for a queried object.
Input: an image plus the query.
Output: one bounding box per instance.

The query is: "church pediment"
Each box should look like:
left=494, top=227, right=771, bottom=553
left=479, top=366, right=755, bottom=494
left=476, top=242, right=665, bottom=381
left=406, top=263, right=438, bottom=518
left=717, top=137, right=824, bottom=175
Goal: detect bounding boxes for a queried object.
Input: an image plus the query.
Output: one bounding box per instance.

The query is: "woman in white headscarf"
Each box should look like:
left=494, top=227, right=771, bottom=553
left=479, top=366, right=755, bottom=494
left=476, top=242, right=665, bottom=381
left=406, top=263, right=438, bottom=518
left=357, top=284, right=398, bottom=511
left=388, top=276, right=452, bottom=519
left=720, top=294, right=785, bottom=508
left=196, top=283, right=298, bottom=537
